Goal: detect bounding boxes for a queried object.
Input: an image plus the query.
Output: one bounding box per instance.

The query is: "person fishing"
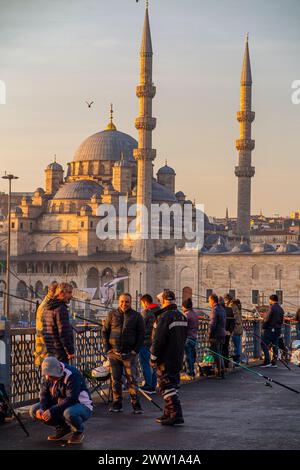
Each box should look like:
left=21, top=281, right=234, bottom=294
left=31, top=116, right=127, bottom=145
left=260, top=294, right=284, bottom=368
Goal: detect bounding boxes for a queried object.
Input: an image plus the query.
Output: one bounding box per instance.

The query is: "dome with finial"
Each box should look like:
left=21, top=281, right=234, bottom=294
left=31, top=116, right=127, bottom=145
left=157, top=160, right=176, bottom=176
left=73, top=104, right=137, bottom=163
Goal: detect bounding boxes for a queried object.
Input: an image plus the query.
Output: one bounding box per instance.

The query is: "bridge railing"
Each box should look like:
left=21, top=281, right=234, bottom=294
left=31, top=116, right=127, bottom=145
left=0, top=318, right=295, bottom=408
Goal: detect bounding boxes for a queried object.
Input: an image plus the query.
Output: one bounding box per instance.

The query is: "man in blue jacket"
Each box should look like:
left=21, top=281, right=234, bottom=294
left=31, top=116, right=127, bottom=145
left=260, top=294, right=284, bottom=368
left=30, top=356, right=93, bottom=444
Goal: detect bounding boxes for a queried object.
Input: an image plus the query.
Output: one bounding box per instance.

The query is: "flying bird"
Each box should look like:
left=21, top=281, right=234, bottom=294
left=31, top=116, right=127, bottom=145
left=85, top=101, right=94, bottom=108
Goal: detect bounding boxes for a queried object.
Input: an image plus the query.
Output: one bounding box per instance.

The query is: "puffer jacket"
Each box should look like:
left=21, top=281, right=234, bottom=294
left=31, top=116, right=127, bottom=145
left=42, top=299, right=74, bottom=362
left=102, top=307, right=145, bottom=354
left=34, top=295, right=51, bottom=367
left=209, top=303, right=226, bottom=339
left=151, top=303, right=187, bottom=373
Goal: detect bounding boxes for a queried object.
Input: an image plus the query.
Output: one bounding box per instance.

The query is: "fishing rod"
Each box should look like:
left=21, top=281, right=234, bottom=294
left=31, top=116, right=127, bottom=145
left=207, top=348, right=299, bottom=394
left=0, top=388, right=30, bottom=437
left=73, top=314, right=164, bottom=411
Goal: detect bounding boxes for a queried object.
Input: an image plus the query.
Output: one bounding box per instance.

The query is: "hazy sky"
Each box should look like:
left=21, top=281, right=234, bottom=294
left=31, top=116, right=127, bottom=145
left=0, top=0, right=299, bottom=217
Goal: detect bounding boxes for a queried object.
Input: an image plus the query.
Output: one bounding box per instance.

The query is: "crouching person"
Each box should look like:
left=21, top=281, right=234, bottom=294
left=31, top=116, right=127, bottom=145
left=151, top=290, right=187, bottom=426
left=30, top=356, right=93, bottom=444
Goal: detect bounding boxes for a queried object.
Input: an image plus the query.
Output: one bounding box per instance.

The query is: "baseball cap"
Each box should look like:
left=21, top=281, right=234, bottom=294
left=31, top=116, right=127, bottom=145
left=162, top=290, right=176, bottom=301
left=41, top=356, right=64, bottom=378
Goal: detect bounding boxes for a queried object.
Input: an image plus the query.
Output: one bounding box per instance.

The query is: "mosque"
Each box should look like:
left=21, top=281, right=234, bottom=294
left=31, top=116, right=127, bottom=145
left=0, top=4, right=300, bottom=316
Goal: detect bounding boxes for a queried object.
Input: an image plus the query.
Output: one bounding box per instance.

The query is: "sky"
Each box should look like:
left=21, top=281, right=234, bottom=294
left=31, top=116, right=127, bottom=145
left=0, top=0, right=299, bottom=217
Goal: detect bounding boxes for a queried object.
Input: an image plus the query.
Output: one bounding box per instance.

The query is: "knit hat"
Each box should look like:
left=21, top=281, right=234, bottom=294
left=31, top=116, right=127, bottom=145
left=41, top=356, right=64, bottom=377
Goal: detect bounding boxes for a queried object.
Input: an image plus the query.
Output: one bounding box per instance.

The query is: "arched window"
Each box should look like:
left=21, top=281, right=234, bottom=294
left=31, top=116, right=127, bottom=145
left=87, top=267, right=100, bottom=298
left=35, top=281, right=44, bottom=299
left=16, top=281, right=28, bottom=299
left=116, top=267, right=129, bottom=294
left=101, top=267, right=114, bottom=285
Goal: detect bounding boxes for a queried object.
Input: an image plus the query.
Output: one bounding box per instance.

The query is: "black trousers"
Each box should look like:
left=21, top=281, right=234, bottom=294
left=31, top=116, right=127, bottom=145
left=222, top=336, right=231, bottom=368
left=157, top=365, right=183, bottom=418
left=210, top=338, right=225, bottom=376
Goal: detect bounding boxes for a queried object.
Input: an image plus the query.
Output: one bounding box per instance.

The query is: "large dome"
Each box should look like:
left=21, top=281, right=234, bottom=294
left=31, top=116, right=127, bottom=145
left=73, top=129, right=137, bottom=163
left=53, top=180, right=103, bottom=200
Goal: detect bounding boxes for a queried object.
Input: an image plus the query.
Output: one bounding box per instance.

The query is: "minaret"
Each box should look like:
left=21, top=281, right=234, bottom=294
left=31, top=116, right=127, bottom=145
left=235, top=34, right=255, bottom=241
left=132, top=1, right=156, bottom=294
left=133, top=1, right=156, bottom=238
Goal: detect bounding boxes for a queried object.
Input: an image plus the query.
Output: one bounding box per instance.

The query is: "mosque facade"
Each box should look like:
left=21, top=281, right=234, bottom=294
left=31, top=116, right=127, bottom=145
left=0, top=5, right=300, bottom=316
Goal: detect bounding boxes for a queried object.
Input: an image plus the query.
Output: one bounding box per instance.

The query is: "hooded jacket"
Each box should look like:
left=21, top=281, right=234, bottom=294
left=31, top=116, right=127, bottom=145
left=151, top=303, right=187, bottom=373
left=42, top=298, right=74, bottom=362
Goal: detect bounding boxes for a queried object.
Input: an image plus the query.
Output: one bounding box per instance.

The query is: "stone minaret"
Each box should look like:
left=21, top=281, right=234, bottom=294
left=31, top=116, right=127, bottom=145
left=133, top=2, right=156, bottom=238
left=132, top=2, right=156, bottom=294
left=235, top=34, right=255, bottom=241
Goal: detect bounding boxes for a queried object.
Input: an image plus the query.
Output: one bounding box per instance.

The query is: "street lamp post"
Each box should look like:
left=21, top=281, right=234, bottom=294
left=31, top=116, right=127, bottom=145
left=2, top=173, right=19, bottom=319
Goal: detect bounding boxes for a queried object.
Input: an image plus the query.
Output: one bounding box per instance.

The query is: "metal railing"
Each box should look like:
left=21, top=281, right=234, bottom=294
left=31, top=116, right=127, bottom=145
left=3, top=319, right=298, bottom=408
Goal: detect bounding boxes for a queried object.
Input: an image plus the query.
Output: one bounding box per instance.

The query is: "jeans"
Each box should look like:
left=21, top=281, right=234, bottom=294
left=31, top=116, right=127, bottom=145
left=261, top=329, right=280, bottom=365
left=184, top=338, right=197, bottom=376
left=30, top=402, right=92, bottom=433
left=232, top=335, right=242, bottom=363
left=139, top=345, right=157, bottom=389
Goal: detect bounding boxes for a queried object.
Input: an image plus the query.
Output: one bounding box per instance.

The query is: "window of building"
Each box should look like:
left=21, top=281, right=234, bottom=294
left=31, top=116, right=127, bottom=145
left=11, top=222, right=15, bottom=229
left=90, top=221, right=93, bottom=228
left=206, top=289, right=213, bottom=303
left=276, top=289, right=283, bottom=305
left=81, top=221, right=84, bottom=228
left=252, top=289, right=259, bottom=305
left=20, top=222, right=23, bottom=229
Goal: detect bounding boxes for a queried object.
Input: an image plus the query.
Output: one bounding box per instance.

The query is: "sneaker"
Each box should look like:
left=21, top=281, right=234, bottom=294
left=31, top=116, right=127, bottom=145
left=47, top=427, right=72, bottom=441
left=140, top=386, right=156, bottom=395
left=260, top=363, right=272, bottom=368
left=271, top=364, right=278, bottom=368
left=132, top=402, right=144, bottom=415
left=68, top=432, right=85, bottom=444
left=161, top=416, right=184, bottom=426
left=109, top=402, right=123, bottom=413
left=155, top=414, right=169, bottom=424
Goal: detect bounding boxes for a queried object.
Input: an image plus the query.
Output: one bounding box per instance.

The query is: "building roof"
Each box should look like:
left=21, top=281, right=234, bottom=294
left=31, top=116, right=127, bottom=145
left=157, top=163, right=175, bottom=175
left=276, top=244, right=299, bottom=253
left=53, top=180, right=103, bottom=200
left=73, top=130, right=137, bottom=163
left=47, top=162, right=63, bottom=171
left=151, top=181, right=177, bottom=203
left=252, top=243, right=275, bottom=253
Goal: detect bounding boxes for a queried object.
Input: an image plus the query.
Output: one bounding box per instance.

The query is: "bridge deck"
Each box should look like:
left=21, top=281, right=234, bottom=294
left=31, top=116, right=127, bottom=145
left=1, top=365, right=300, bottom=450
